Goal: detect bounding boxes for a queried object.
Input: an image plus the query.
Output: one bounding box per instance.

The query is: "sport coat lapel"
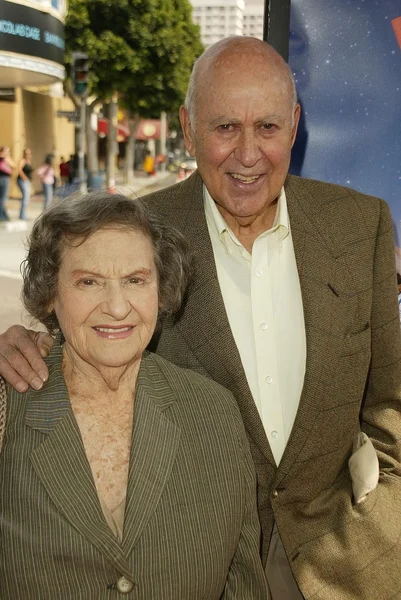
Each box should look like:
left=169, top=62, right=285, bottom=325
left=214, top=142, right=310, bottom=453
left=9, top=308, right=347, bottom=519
left=26, top=356, right=132, bottom=576
left=275, top=176, right=363, bottom=480
left=122, top=354, right=181, bottom=556
left=26, top=349, right=181, bottom=575
left=166, top=172, right=275, bottom=467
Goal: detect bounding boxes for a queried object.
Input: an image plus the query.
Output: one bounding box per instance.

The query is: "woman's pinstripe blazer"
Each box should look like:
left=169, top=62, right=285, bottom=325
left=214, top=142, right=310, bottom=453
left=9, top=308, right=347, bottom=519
left=0, top=343, right=268, bottom=599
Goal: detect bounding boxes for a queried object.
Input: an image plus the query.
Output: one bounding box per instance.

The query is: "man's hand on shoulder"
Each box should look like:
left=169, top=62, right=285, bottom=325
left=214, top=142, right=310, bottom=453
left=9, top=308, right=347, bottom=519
left=0, top=326, right=54, bottom=392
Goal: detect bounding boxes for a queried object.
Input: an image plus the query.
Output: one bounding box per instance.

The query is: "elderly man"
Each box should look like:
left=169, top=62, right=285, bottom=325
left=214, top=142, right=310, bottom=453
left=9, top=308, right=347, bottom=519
left=1, top=37, right=400, bottom=600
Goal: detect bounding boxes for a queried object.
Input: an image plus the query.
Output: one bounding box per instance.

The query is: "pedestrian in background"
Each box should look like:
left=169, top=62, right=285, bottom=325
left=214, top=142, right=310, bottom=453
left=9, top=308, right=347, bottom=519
left=143, top=149, right=154, bottom=177
left=36, top=154, right=55, bottom=210
left=66, top=154, right=75, bottom=184
left=59, top=156, right=70, bottom=186
left=16, top=148, right=33, bottom=221
left=0, top=146, right=16, bottom=221
left=154, top=153, right=165, bottom=172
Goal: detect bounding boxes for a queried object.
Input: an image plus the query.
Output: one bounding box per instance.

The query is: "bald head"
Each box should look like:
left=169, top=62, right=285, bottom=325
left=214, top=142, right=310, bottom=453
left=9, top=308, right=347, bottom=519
left=184, top=36, right=297, bottom=129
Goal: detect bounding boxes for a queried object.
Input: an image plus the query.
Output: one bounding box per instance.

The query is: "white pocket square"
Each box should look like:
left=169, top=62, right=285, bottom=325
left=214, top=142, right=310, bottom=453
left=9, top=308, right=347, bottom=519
left=348, top=432, right=380, bottom=504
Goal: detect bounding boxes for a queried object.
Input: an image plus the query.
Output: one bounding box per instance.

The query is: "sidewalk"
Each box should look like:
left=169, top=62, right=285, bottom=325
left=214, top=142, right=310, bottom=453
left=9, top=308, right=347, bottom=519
left=1, top=170, right=172, bottom=232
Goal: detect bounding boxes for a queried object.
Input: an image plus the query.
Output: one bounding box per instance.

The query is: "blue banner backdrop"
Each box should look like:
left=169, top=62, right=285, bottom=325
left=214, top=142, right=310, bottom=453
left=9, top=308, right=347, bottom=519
left=289, top=0, right=401, bottom=282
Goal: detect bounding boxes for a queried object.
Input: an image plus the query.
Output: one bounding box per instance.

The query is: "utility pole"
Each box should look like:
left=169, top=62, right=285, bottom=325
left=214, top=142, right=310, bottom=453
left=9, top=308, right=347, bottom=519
left=160, top=111, right=167, bottom=173
left=78, top=95, right=87, bottom=194
left=106, top=93, right=118, bottom=192
left=72, top=52, right=89, bottom=194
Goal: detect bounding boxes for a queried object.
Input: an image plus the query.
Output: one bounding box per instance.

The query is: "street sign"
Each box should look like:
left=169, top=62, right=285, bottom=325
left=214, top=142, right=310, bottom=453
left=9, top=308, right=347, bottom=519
left=57, top=110, right=79, bottom=119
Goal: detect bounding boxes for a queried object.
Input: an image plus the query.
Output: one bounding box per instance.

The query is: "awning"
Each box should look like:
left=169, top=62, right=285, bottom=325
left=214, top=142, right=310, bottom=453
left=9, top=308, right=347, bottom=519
left=98, top=117, right=130, bottom=140
left=98, top=117, right=167, bottom=141
left=135, top=119, right=167, bottom=141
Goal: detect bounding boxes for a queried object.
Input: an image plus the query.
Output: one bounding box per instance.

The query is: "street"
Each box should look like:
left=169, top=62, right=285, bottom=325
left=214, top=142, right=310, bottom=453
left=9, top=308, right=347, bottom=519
left=0, top=172, right=176, bottom=333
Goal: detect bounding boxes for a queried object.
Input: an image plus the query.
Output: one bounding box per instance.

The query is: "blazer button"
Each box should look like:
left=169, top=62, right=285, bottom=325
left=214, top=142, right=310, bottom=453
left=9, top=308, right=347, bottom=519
left=116, top=576, right=134, bottom=594
left=272, top=489, right=279, bottom=498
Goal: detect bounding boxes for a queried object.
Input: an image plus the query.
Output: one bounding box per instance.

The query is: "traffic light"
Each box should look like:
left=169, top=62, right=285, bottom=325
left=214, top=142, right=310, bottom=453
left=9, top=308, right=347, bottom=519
left=72, top=52, right=89, bottom=96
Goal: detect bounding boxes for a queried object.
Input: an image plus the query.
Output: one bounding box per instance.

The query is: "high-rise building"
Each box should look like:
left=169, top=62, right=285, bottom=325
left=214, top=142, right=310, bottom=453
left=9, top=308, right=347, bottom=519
left=243, top=0, right=264, bottom=40
left=191, top=0, right=245, bottom=48
left=190, top=0, right=264, bottom=48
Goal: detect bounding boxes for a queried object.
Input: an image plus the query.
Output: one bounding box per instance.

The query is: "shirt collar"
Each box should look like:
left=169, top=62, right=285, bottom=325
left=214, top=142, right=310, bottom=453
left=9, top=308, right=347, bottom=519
left=204, top=184, right=290, bottom=252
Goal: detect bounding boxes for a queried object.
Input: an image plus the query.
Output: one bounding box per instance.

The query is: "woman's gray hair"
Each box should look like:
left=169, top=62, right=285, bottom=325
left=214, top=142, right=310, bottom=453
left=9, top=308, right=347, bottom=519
left=22, top=191, right=192, bottom=334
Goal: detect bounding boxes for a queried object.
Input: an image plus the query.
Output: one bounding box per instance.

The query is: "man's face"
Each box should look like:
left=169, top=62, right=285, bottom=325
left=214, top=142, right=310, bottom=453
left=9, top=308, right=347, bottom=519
left=180, top=54, right=300, bottom=224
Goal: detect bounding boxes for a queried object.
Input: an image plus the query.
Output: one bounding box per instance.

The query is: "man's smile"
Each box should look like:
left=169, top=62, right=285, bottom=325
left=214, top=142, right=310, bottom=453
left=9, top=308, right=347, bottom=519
left=230, top=173, right=263, bottom=184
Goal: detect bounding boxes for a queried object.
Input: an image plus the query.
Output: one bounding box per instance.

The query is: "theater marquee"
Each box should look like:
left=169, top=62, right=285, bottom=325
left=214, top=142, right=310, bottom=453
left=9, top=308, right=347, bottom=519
left=0, top=0, right=65, bottom=86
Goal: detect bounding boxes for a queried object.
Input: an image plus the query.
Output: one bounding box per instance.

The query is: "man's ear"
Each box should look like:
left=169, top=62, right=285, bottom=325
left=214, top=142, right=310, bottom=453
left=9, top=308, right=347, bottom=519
left=291, top=103, right=301, bottom=148
left=179, top=105, right=196, bottom=157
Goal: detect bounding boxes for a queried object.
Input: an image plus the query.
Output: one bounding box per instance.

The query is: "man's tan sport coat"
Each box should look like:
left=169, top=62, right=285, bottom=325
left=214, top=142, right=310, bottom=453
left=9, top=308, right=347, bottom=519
left=143, top=172, right=401, bottom=600
left=0, top=346, right=268, bottom=599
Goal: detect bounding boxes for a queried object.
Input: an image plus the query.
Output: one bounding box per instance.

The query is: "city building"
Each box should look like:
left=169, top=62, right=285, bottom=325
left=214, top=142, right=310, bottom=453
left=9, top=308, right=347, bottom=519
left=243, top=0, right=264, bottom=40
left=0, top=0, right=75, bottom=194
left=191, top=0, right=245, bottom=48
left=190, top=0, right=264, bottom=48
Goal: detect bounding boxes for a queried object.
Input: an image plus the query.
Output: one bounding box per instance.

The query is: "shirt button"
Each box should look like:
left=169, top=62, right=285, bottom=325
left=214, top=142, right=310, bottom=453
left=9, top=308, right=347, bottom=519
left=272, top=489, right=279, bottom=498
left=116, top=576, right=134, bottom=594
left=260, top=322, right=268, bottom=330
left=255, top=269, right=263, bottom=277
left=265, top=375, right=273, bottom=384
left=271, top=430, right=279, bottom=439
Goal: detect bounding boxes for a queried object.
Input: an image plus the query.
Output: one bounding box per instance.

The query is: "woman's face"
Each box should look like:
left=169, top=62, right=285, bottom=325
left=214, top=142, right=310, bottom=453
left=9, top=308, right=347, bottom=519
left=50, top=227, right=159, bottom=372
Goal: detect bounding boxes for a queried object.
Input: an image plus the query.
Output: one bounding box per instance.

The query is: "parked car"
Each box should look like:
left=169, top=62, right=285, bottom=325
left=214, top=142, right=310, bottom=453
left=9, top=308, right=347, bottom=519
left=177, top=157, right=197, bottom=180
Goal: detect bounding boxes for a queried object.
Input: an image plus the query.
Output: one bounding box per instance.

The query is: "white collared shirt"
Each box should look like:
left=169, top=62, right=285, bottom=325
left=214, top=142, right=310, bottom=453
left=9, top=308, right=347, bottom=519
left=204, top=186, right=306, bottom=464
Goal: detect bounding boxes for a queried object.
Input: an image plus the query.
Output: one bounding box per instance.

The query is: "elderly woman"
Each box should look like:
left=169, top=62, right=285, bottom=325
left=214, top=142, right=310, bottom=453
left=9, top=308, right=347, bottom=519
left=0, top=192, right=268, bottom=599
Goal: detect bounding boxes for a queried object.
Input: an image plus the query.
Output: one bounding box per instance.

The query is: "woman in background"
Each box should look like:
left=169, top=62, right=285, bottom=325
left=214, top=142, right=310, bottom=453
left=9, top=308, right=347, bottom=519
left=36, top=153, right=55, bottom=209
left=16, top=148, right=33, bottom=220
left=0, top=146, right=16, bottom=221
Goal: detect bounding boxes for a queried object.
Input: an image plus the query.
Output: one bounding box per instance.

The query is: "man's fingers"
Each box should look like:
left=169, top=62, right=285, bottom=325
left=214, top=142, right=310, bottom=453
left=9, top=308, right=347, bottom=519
left=0, top=325, right=51, bottom=391
left=8, top=333, right=49, bottom=383
left=39, top=346, right=52, bottom=359
left=31, top=331, right=54, bottom=360
left=0, top=345, right=45, bottom=390
left=0, top=356, right=31, bottom=393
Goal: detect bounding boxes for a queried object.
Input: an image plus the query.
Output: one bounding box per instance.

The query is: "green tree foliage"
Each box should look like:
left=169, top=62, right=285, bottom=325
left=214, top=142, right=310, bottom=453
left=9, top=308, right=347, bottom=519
left=65, top=0, right=203, bottom=116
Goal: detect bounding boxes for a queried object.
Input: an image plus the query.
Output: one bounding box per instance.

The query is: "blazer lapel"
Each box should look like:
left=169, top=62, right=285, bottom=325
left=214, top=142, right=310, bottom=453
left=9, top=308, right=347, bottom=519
left=168, top=173, right=275, bottom=467
left=122, top=354, right=181, bottom=556
left=26, top=350, right=133, bottom=576
left=276, top=176, right=359, bottom=480
left=27, top=350, right=181, bottom=571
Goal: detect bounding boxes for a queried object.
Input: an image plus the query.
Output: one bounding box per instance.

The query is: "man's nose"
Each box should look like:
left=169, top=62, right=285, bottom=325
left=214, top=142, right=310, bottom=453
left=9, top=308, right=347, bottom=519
left=101, top=283, right=131, bottom=320
left=234, top=130, right=262, bottom=167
